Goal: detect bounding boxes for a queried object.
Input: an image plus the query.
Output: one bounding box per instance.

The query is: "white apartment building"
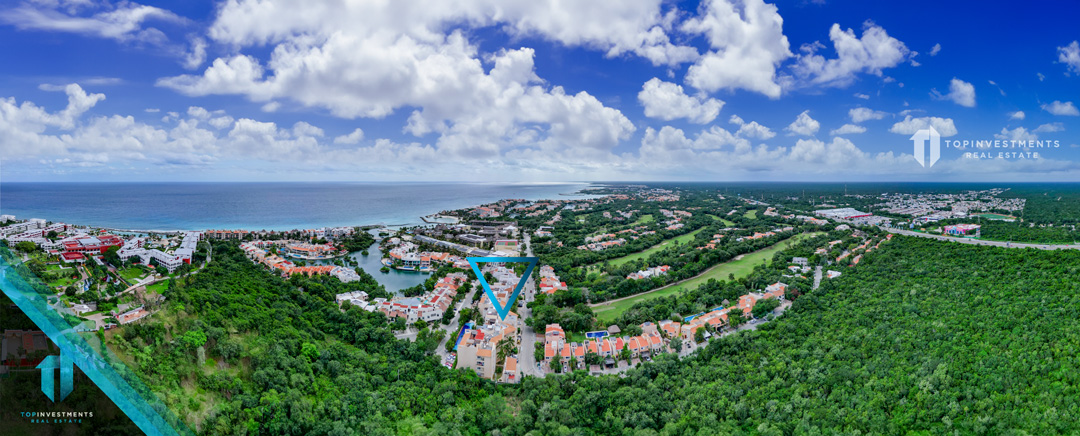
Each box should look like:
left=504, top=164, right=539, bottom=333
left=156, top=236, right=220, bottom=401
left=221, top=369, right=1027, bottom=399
left=118, top=232, right=202, bottom=272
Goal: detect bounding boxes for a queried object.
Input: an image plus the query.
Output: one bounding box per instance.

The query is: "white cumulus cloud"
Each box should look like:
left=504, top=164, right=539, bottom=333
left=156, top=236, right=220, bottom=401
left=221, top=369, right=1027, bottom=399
left=830, top=124, right=866, bottom=135
left=786, top=110, right=820, bottom=136
left=334, top=128, right=365, bottom=144
left=1058, top=41, right=1080, bottom=74
left=0, top=1, right=186, bottom=45
left=1033, top=122, right=1064, bottom=133
left=931, top=78, right=976, bottom=107
left=792, top=21, right=911, bottom=87
left=638, top=78, right=724, bottom=124
left=889, top=115, right=958, bottom=137
left=849, top=107, right=887, bottom=123
left=681, top=0, right=792, bottom=98
left=1042, top=100, right=1080, bottom=116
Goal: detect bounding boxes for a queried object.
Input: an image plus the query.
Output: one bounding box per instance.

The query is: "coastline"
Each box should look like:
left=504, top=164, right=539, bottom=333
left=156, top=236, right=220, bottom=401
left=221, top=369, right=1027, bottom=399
left=1, top=182, right=599, bottom=232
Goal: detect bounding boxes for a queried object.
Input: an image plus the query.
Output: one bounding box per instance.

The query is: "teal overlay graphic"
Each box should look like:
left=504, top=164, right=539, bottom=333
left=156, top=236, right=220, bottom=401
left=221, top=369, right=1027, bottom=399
left=37, top=352, right=74, bottom=402
left=466, top=257, right=537, bottom=320
left=0, top=246, right=194, bottom=435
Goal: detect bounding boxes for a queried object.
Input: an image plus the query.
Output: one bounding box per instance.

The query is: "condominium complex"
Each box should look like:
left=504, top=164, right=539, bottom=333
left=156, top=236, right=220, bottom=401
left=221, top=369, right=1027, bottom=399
left=375, top=272, right=468, bottom=324
left=118, top=232, right=202, bottom=272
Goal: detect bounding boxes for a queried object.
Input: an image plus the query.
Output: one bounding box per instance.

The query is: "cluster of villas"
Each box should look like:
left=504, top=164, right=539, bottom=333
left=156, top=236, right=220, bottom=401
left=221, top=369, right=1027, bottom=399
left=541, top=281, right=792, bottom=373
left=471, top=206, right=502, bottom=218
left=278, top=242, right=342, bottom=259
left=697, top=230, right=737, bottom=250
left=577, top=235, right=626, bottom=251
left=734, top=227, right=795, bottom=243
left=538, top=266, right=568, bottom=294
left=659, top=209, right=692, bottom=219
left=240, top=240, right=359, bottom=282
left=679, top=282, right=787, bottom=339
left=834, top=233, right=892, bottom=267
left=627, top=265, right=670, bottom=280
left=787, top=257, right=813, bottom=274
left=616, top=227, right=657, bottom=239
left=542, top=323, right=667, bottom=372
left=383, top=238, right=470, bottom=272
left=375, top=272, right=469, bottom=323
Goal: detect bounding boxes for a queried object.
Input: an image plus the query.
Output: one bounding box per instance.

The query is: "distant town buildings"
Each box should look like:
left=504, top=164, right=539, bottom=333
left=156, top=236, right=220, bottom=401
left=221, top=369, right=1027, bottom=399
left=814, top=208, right=872, bottom=220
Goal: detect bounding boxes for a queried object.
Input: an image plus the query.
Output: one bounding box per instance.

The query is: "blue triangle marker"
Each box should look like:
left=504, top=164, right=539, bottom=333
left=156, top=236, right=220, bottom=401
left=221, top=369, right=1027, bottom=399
left=467, top=256, right=538, bottom=321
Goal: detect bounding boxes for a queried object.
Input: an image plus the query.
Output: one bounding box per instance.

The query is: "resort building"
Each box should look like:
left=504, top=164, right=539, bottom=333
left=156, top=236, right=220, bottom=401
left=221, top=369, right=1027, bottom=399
left=280, top=242, right=341, bottom=259
left=0, top=218, right=47, bottom=237
left=118, top=232, right=202, bottom=272
left=63, top=234, right=124, bottom=255
left=205, top=230, right=250, bottom=240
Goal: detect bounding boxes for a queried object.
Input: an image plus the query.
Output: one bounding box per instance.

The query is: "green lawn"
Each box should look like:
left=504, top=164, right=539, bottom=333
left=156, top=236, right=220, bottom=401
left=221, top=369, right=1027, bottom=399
left=47, top=276, right=77, bottom=289
left=118, top=267, right=147, bottom=281
left=588, top=227, right=706, bottom=271
left=593, top=232, right=821, bottom=324
left=743, top=209, right=758, bottom=219
left=707, top=214, right=736, bottom=226
left=145, top=280, right=169, bottom=294
left=631, top=214, right=654, bottom=225
left=45, top=263, right=73, bottom=272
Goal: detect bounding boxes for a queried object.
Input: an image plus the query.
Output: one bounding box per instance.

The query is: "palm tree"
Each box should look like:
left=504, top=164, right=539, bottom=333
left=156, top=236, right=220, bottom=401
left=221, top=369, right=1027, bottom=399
left=496, top=337, right=514, bottom=363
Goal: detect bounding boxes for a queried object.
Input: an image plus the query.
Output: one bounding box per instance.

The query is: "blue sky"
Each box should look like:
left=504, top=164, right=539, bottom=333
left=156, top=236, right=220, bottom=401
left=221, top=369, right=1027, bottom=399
left=1, top=0, right=1078, bottom=182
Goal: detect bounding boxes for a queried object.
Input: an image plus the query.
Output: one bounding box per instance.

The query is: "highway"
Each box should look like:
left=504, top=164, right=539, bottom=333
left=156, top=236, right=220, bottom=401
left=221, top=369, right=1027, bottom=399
left=881, top=227, right=1080, bottom=250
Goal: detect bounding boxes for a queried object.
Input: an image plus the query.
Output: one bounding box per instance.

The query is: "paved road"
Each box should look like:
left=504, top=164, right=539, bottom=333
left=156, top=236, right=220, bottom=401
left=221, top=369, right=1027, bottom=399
left=882, top=227, right=1080, bottom=250
left=517, top=232, right=543, bottom=377
left=432, top=281, right=479, bottom=361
